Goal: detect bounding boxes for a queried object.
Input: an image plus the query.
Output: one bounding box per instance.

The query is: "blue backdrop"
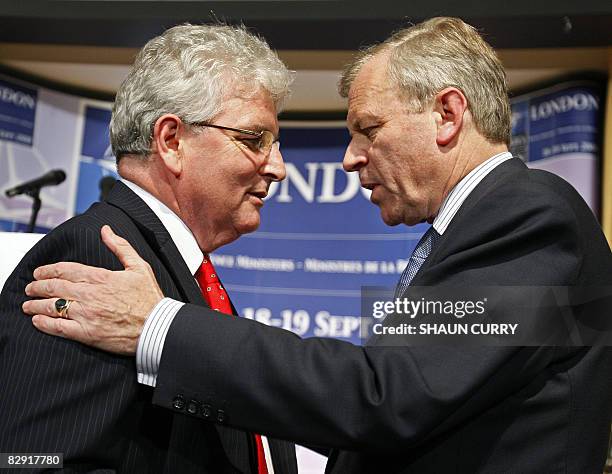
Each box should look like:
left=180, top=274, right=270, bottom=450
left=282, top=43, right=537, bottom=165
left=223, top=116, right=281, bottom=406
left=0, top=74, right=603, bottom=345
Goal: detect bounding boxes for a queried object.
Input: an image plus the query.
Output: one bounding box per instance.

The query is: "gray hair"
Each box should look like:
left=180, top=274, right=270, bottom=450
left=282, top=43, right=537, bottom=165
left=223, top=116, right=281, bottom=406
left=339, top=17, right=511, bottom=145
left=110, top=23, right=294, bottom=160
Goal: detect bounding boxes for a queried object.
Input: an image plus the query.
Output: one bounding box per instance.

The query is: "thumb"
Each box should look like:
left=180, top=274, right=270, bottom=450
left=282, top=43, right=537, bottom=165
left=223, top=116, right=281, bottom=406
left=101, top=225, right=146, bottom=270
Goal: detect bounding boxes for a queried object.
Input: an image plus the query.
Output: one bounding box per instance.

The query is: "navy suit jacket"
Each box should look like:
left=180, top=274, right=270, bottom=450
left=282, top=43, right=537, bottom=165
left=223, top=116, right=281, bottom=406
left=151, top=159, right=612, bottom=473
left=0, top=182, right=297, bottom=474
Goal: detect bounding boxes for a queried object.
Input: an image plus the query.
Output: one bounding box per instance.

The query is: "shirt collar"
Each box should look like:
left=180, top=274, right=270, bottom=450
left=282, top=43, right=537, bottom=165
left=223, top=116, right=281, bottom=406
left=432, top=151, right=514, bottom=235
left=120, top=179, right=203, bottom=275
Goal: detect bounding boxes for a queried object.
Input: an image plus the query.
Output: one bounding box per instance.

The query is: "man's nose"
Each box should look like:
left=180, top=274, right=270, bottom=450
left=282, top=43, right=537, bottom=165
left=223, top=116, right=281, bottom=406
left=262, top=142, right=286, bottom=181
left=343, top=139, right=368, bottom=172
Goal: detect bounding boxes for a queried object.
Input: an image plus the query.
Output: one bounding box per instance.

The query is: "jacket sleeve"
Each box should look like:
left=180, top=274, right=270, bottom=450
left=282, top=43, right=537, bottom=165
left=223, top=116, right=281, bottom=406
left=152, top=181, right=593, bottom=453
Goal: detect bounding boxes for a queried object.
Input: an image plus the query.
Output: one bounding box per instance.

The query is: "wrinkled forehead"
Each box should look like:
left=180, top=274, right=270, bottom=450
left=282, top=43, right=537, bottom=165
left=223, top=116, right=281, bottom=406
left=346, top=56, right=396, bottom=125
left=217, top=86, right=279, bottom=131
left=222, top=82, right=269, bottom=107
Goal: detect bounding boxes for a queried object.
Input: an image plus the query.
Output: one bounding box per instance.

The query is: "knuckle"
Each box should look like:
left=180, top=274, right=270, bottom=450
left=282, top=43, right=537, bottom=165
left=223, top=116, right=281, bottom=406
left=44, top=265, right=58, bottom=279
left=45, top=279, right=56, bottom=294
left=54, top=263, right=67, bottom=277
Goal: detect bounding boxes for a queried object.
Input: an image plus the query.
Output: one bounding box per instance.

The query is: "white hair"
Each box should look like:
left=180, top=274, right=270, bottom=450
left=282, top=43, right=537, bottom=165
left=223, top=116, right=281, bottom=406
left=110, top=23, right=294, bottom=160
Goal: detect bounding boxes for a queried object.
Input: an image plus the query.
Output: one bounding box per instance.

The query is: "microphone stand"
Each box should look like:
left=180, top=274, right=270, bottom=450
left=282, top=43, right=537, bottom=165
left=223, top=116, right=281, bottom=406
left=25, top=187, right=42, bottom=233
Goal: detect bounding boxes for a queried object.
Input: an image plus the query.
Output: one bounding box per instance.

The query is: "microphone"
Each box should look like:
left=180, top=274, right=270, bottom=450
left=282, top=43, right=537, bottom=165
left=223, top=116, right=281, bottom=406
left=5, top=169, right=66, bottom=198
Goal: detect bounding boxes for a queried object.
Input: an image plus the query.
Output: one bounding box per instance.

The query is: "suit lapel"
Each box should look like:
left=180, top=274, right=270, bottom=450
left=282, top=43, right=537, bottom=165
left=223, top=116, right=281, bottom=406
left=106, top=181, right=253, bottom=473
left=106, top=182, right=206, bottom=306
left=412, top=158, right=526, bottom=285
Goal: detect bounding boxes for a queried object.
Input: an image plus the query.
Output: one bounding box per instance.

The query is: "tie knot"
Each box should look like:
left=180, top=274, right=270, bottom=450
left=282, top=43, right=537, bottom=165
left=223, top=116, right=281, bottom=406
left=197, top=256, right=219, bottom=284
left=414, top=227, right=440, bottom=259
left=395, top=226, right=441, bottom=297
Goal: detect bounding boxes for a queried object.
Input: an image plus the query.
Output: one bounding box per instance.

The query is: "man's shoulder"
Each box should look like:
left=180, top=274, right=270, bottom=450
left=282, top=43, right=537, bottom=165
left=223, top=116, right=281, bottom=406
left=487, top=164, right=603, bottom=244
left=1, top=201, right=144, bottom=298
left=43, top=198, right=150, bottom=256
left=430, top=160, right=610, bottom=285
left=56, top=199, right=138, bottom=237
left=463, top=160, right=591, bottom=227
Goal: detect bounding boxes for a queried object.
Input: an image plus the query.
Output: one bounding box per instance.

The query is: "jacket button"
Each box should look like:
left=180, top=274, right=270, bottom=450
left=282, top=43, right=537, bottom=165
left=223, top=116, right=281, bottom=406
left=217, top=409, right=226, bottom=423
left=172, top=395, right=185, bottom=410
left=202, top=404, right=211, bottom=418
left=187, top=400, right=199, bottom=415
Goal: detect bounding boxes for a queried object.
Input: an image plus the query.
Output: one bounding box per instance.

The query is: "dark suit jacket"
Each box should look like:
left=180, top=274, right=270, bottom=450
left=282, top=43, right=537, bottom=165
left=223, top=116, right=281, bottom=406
left=0, top=182, right=297, bottom=474
left=151, top=159, right=612, bottom=473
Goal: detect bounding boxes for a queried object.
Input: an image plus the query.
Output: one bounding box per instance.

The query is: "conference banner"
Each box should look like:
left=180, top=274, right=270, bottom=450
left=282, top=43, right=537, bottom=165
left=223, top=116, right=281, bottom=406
left=0, top=73, right=81, bottom=232
left=0, top=73, right=604, bottom=347
left=510, top=80, right=603, bottom=214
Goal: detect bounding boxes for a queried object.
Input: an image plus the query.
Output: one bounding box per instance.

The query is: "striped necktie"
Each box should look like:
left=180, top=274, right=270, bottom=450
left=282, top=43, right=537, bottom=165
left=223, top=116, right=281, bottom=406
left=395, top=227, right=440, bottom=298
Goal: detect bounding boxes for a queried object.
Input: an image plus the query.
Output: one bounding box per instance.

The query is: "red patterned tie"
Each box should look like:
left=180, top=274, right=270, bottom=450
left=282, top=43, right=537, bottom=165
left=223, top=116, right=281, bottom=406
left=195, top=255, right=269, bottom=474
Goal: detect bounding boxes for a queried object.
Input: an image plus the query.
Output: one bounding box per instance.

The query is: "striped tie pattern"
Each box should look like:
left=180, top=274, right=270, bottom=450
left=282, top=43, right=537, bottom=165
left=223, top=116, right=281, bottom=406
left=395, top=227, right=440, bottom=298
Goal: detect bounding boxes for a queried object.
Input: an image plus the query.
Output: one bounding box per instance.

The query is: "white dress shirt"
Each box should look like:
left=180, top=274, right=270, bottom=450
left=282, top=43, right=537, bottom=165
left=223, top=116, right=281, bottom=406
left=432, top=151, right=513, bottom=235
left=120, top=179, right=202, bottom=387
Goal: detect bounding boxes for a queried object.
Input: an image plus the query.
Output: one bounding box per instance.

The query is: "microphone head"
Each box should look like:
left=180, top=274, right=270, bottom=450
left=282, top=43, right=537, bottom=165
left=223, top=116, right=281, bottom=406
left=4, top=169, right=67, bottom=197
left=48, top=169, right=66, bottom=185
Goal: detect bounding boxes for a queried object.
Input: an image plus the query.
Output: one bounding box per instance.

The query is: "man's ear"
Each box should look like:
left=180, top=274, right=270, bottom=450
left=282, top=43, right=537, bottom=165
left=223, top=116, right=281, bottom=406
left=433, top=87, right=467, bottom=147
left=152, top=114, right=184, bottom=176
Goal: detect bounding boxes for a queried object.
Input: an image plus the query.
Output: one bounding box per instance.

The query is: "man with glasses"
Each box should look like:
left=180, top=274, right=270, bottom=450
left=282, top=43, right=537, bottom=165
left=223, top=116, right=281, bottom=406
left=0, top=24, right=297, bottom=473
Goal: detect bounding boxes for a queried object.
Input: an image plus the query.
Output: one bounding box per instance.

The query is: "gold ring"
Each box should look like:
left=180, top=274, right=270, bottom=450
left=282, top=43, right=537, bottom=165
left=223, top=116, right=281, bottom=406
left=55, top=298, right=73, bottom=318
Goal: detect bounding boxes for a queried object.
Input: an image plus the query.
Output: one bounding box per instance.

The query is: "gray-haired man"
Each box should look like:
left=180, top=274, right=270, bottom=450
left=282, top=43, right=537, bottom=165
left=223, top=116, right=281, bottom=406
left=1, top=24, right=297, bottom=473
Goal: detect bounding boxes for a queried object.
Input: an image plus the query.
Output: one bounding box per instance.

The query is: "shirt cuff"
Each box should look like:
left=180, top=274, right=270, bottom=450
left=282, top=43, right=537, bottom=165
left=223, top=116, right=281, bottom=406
left=136, top=297, right=185, bottom=387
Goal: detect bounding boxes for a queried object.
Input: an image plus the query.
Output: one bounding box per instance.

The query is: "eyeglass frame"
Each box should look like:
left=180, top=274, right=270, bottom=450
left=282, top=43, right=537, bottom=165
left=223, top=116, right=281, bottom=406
left=188, top=122, right=280, bottom=156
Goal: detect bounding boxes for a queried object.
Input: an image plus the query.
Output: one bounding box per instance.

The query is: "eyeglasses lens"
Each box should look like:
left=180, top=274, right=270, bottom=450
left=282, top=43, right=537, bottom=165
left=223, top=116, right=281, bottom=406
left=259, top=131, right=277, bottom=155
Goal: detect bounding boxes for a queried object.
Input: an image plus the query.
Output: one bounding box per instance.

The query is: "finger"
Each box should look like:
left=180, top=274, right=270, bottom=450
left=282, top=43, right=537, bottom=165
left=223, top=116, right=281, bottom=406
left=25, top=278, right=80, bottom=299
left=31, top=314, right=87, bottom=342
left=22, top=297, right=64, bottom=318
left=101, top=225, right=147, bottom=270
left=33, top=261, right=109, bottom=283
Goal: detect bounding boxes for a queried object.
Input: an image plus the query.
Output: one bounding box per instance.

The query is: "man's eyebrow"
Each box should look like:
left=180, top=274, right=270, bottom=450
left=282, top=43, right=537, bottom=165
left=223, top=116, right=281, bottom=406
left=350, top=110, right=378, bottom=128
left=350, top=119, right=376, bottom=135
left=346, top=115, right=362, bottom=131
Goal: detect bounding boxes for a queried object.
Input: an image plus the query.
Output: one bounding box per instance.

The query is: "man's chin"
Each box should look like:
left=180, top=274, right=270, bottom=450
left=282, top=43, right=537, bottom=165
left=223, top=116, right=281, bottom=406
left=380, top=208, right=423, bottom=228
left=379, top=209, right=401, bottom=227
left=236, top=214, right=261, bottom=235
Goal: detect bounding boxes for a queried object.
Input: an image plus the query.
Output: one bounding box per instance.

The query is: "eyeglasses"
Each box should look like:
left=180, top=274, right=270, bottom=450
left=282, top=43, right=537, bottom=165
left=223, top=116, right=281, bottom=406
left=190, top=122, right=279, bottom=156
